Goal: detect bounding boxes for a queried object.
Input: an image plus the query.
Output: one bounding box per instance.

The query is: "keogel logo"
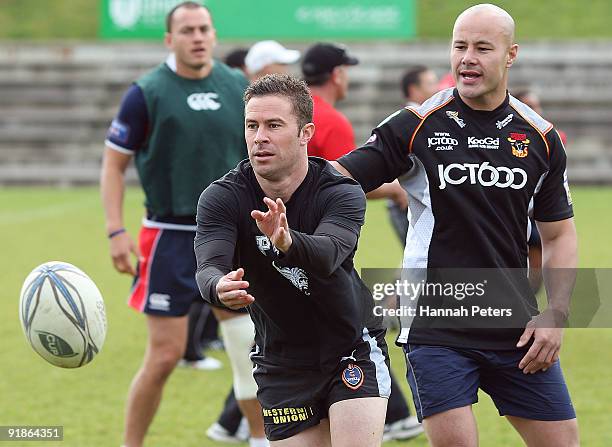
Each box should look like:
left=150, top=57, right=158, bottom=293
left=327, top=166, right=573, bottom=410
left=37, top=331, right=78, bottom=357
left=446, top=111, right=466, bottom=128
left=438, top=162, right=527, bottom=190
left=467, top=136, right=500, bottom=150
left=428, top=132, right=458, bottom=151
left=341, top=363, right=364, bottom=390
left=109, top=0, right=142, bottom=29
left=496, top=114, right=513, bottom=129
left=187, top=93, right=221, bottom=111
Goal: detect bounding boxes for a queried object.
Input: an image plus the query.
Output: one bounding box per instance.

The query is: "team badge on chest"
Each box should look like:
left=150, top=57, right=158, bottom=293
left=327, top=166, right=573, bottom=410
left=341, top=363, right=365, bottom=390
left=446, top=110, right=466, bottom=128
left=508, top=132, right=530, bottom=158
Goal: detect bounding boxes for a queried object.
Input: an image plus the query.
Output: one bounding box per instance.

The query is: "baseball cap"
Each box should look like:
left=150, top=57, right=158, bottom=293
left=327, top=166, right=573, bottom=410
left=301, top=43, right=359, bottom=78
left=245, top=40, right=301, bottom=75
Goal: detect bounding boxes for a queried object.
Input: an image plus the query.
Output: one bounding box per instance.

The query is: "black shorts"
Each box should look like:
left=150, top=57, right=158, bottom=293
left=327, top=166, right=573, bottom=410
left=253, top=328, right=391, bottom=441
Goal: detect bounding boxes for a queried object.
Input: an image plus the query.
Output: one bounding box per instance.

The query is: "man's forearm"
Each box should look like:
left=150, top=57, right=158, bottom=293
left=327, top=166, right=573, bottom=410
left=542, top=229, right=578, bottom=318
left=195, top=266, right=225, bottom=306
left=100, top=149, right=130, bottom=233
left=275, top=226, right=357, bottom=278
left=194, top=237, right=236, bottom=307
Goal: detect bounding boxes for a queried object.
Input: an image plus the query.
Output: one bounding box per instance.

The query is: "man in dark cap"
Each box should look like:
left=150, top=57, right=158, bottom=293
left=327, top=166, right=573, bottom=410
left=301, top=42, right=359, bottom=160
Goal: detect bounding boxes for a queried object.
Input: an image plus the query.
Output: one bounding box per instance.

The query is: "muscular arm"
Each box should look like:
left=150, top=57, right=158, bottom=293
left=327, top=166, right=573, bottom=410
left=517, top=130, right=576, bottom=373
left=100, top=148, right=131, bottom=234
left=538, top=217, right=578, bottom=317
left=100, top=83, right=148, bottom=275
left=100, top=147, right=139, bottom=275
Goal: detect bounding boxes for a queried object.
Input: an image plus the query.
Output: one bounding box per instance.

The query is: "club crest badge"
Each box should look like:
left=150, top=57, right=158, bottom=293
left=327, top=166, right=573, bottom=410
left=341, top=363, right=364, bottom=390
left=508, top=132, right=530, bottom=158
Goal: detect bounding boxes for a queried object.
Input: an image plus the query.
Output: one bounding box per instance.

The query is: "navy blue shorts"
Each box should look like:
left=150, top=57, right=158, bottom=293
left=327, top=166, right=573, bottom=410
left=129, top=227, right=200, bottom=316
left=404, top=344, right=576, bottom=422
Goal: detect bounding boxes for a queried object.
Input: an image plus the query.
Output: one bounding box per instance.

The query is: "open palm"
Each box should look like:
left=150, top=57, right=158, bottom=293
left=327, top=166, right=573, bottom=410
left=251, top=197, right=292, bottom=252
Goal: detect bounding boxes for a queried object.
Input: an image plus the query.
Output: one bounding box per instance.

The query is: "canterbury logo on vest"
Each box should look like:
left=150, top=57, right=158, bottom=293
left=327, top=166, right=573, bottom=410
left=187, top=92, right=221, bottom=111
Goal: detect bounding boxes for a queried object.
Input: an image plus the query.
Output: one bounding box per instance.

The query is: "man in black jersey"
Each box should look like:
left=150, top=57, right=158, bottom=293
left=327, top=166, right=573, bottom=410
left=195, top=74, right=390, bottom=445
left=332, top=4, right=578, bottom=447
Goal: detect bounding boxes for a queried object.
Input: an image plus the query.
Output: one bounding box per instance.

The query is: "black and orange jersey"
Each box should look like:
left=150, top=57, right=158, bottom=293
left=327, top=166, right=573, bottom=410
left=338, top=88, right=573, bottom=349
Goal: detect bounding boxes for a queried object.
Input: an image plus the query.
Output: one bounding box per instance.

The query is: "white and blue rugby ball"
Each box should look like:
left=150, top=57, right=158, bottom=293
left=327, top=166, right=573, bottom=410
left=19, top=261, right=107, bottom=368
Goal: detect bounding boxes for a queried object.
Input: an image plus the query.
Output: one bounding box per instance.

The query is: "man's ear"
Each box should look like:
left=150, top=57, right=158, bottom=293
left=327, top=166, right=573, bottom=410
left=299, top=123, right=315, bottom=146
left=164, top=32, right=172, bottom=50
left=507, top=43, right=519, bottom=68
left=211, top=26, right=217, bottom=48
left=330, top=66, right=343, bottom=85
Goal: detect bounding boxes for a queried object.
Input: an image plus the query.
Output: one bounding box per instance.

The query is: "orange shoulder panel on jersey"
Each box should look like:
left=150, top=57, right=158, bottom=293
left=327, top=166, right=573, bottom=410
left=406, top=88, right=455, bottom=154
left=509, top=95, right=553, bottom=159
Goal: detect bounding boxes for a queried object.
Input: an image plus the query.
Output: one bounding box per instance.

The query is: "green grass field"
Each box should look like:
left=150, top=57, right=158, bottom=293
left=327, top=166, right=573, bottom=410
left=1, top=186, right=611, bottom=446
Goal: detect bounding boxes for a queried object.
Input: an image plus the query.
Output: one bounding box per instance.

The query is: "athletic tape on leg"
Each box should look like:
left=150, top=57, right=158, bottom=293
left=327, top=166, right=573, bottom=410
left=220, top=315, right=258, bottom=399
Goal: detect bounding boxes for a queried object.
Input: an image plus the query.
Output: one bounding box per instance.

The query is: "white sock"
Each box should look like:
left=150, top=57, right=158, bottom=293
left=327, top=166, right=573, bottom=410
left=250, top=437, right=269, bottom=447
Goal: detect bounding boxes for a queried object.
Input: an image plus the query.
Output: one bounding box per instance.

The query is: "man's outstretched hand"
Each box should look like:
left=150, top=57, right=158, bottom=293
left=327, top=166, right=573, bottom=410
left=251, top=197, right=292, bottom=252
left=216, top=268, right=255, bottom=310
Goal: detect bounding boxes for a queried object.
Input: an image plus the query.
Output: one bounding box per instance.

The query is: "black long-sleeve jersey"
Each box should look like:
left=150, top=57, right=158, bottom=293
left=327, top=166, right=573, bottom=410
left=338, top=88, right=573, bottom=350
left=195, top=157, right=382, bottom=370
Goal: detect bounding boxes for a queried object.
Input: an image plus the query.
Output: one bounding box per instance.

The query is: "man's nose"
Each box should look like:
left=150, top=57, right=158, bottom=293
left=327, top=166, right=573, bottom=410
left=254, top=127, right=269, bottom=144
left=461, top=47, right=477, bottom=66
left=193, top=29, right=205, bottom=42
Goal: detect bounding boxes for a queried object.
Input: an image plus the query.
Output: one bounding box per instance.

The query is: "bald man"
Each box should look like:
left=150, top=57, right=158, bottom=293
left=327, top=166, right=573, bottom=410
left=332, top=4, right=579, bottom=446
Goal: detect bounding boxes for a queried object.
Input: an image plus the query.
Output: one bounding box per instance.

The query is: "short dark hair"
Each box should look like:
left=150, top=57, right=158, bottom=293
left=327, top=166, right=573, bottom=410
left=166, top=1, right=208, bottom=33
left=225, top=48, right=248, bottom=69
left=401, top=65, right=429, bottom=99
left=244, top=74, right=313, bottom=132
left=304, top=72, right=332, bottom=87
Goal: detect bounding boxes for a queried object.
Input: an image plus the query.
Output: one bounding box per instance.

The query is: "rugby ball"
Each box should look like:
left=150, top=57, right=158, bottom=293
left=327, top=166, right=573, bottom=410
left=19, top=261, right=107, bottom=368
